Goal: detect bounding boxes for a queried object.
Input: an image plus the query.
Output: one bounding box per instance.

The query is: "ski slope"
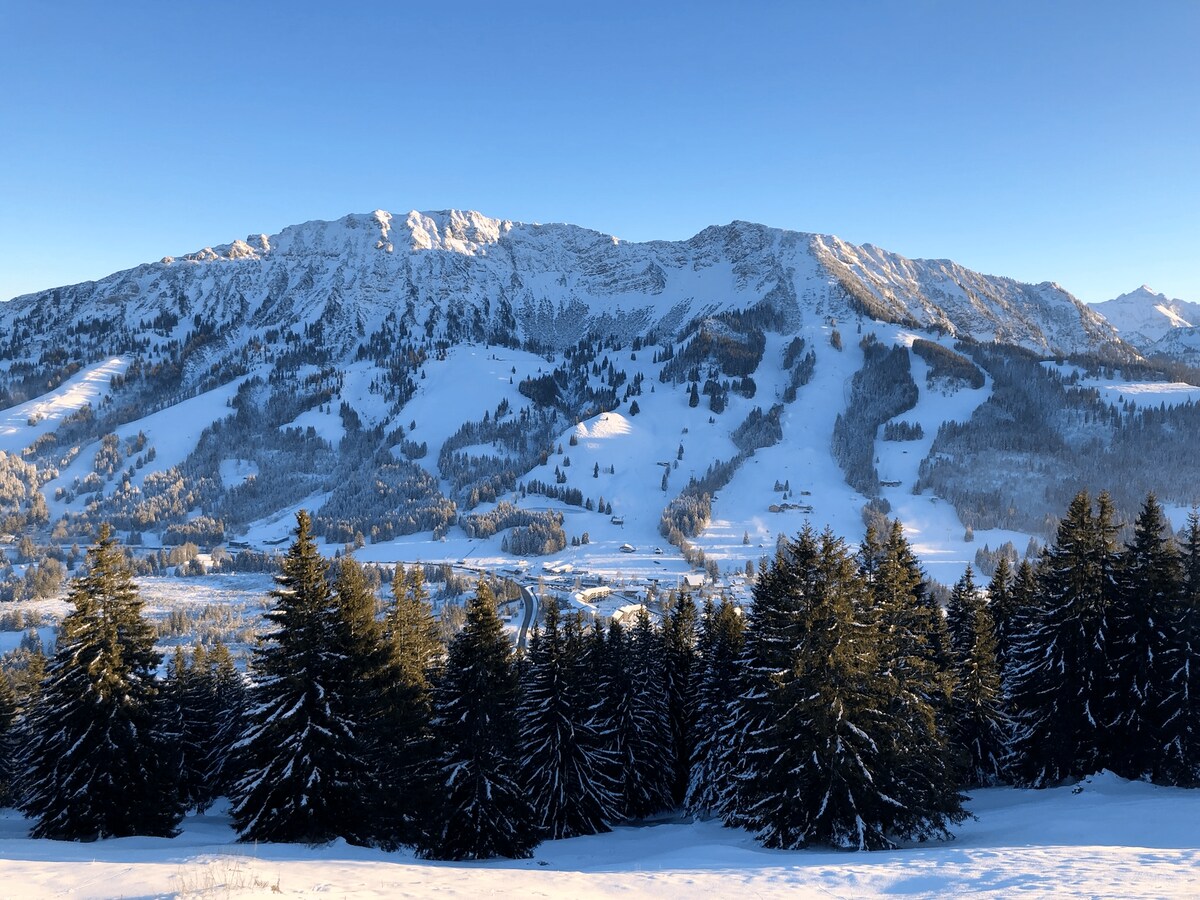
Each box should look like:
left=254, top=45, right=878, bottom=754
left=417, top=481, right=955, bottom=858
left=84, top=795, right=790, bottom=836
left=0, top=357, right=127, bottom=456
left=43, top=373, right=259, bottom=522
left=344, top=327, right=1006, bottom=586
left=0, top=772, right=1194, bottom=898
left=10, top=329, right=1194, bottom=588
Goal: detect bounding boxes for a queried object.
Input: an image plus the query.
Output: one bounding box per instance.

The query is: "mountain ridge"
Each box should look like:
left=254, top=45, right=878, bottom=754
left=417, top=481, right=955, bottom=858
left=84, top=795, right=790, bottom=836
left=1, top=208, right=1129, bottom=367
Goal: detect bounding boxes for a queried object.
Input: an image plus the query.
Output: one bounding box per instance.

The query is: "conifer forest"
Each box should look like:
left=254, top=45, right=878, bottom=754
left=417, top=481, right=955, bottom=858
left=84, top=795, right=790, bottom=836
left=4, top=490, right=1198, bottom=858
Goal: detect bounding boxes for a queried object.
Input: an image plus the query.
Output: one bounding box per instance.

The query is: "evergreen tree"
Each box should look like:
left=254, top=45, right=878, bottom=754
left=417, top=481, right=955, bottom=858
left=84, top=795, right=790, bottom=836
left=739, top=527, right=962, bottom=850
left=419, top=580, right=537, bottom=859
left=20, top=523, right=183, bottom=840
left=230, top=511, right=375, bottom=845
left=580, top=618, right=609, bottom=702
left=1000, top=559, right=1041, bottom=691
left=685, top=597, right=745, bottom=816
left=1161, top=508, right=1200, bottom=785
left=1106, top=494, right=1181, bottom=779
left=165, top=643, right=220, bottom=812
left=598, top=612, right=673, bottom=820
left=4, top=637, right=46, bottom=715
left=1008, top=491, right=1119, bottom=786
left=946, top=566, right=1008, bottom=786
left=205, top=640, right=246, bottom=802
left=662, top=592, right=700, bottom=806
left=986, top=555, right=1018, bottom=674
left=718, top=538, right=808, bottom=828
left=327, top=555, right=393, bottom=842
left=377, top=563, right=442, bottom=847
left=0, top=672, right=18, bottom=808
left=517, top=602, right=618, bottom=839
left=867, top=521, right=960, bottom=841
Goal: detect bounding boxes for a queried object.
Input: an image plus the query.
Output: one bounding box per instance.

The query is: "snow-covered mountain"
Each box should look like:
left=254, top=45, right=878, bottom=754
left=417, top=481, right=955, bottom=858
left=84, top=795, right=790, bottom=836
left=1091, top=286, right=1200, bottom=357
left=1, top=209, right=1126, bottom=364
left=3, top=209, right=1198, bottom=590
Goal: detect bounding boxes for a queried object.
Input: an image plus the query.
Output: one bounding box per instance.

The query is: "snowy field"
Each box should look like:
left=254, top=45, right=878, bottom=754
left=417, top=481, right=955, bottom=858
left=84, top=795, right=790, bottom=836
left=0, top=773, right=1195, bottom=898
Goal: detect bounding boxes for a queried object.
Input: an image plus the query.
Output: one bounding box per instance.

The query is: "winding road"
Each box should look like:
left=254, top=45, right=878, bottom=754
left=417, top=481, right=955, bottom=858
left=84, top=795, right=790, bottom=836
left=516, top=583, right=538, bottom=651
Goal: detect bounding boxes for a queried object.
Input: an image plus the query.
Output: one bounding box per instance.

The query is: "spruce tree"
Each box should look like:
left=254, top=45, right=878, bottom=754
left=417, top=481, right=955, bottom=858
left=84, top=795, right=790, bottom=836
left=685, top=597, right=745, bottom=816
left=739, top=527, right=961, bottom=849
left=0, top=672, right=18, bottom=808
left=230, top=511, right=375, bottom=844
left=419, top=580, right=537, bottom=859
left=1161, top=508, right=1200, bottom=785
left=662, top=592, right=700, bottom=806
left=205, top=640, right=246, bottom=802
left=327, top=555, right=393, bottom=842
left=20, top=523, right=183, bottom=840
left=1008, top=491, right=1119, bottom=786
left=986, top=555, right=1017, bottom=674
left=867, top=521, right=960, bottom=841
left=517, top=602, right=619, bottom=839
left=1106, top=494, right=1181, bottom=779
left=719, top=538, right=809, bottom=828
left=165, top=643, right=220, bottom=812
left=598, top=611, right=673, bottom=820
left=377, top=563, right=442, bottom=847
left=946, top=566, right=1008, bottom=786
left=6, top=637, right=46, bottom=714
left=1000, top=559, right=1041, bottom=692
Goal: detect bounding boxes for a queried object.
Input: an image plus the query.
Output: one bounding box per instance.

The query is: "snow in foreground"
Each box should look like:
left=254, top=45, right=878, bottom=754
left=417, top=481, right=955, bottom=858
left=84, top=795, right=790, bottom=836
left=0, top=773, right=1196, bottom=898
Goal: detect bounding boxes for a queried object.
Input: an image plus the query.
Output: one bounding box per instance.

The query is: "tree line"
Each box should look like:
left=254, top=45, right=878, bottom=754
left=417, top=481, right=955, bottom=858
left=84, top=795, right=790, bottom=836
left=2, top=491, right=1198, bottom=855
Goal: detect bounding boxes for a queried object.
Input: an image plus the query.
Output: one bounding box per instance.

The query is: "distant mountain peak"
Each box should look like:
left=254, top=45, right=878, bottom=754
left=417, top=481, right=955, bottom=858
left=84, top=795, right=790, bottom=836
left=1112, top=285, right=1165, bottom=303
left=1092, top=286, right=1200, bottom=351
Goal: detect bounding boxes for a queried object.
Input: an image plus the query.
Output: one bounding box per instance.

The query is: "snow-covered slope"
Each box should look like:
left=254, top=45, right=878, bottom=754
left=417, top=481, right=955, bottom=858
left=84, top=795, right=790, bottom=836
left=1146, top=326, right=1200, bottom=365
left=1091, top=285, right=1200, bottom=354
left=1, top=209, right=1128, bottom=363
left=0, top=772, right=1195, bottom=899
left=812, top=236, right=1122, bottom=354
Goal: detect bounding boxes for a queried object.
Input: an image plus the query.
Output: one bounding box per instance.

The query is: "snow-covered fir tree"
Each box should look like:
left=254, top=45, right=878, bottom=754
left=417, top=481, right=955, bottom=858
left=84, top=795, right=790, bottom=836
left=865, top=521, right=962, bottom=841
left=164, top=644, right=222, bottom=812
left=946, top=566, right=1009, bottom=786
left=737, top=526, right=963, bottom=849
left=662, top=592, right=700, bottom=806
left=517, top=601, right=619, bottom=839
left=376, top=563, right=442, bottom=847
left=229, top=511, right=376, bottom=845
left=1007, top=491, right=1119, bottom=787
left=419, top=580, right=537, bottom=860
left=19, top=523, right=183, bottom=840
left=999, top=559, right=1041, bottom=692
left=986, top=555, right=1018, bottom=674
left=716, top=539, right=805, bottom=829
left=204, top=640, right=247, bottom=802
left=598, top=611, right=673, bottom=820
left=1160, top=508, right=1200, bottom=785
left=1106, top=494, right=1181, bottom=780
left=0, top=672, right=18, bottom=809
left=685, top=597, right=745, bottom=816
left=326, top=555, right=394, bottom=843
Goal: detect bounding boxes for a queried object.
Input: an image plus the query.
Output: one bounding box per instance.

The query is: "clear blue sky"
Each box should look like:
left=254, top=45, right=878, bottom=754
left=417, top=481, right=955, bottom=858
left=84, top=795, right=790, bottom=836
left=1, top=1, right=1196, bottom=304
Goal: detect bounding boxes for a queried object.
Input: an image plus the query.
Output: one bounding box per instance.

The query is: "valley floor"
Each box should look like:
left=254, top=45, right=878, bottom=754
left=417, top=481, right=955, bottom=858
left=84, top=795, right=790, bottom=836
left=0, top=773, right=1196, bottom=898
